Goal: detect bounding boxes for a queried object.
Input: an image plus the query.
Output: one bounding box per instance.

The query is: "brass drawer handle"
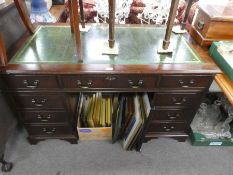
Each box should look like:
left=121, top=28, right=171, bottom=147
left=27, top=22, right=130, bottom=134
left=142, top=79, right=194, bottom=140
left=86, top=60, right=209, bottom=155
left=76, top=80, right=92, bottom=89
left=163, top=126, right=175, bottom=131
left=172, top=97, right=186, bottom=105
left=23, top=80, right=39, bottom=88
left=128, top=80, right=143, bottom=88
left=178, top=79, right=194, bottom=88
left=165, top=128, right=171, bottom=131
left=197, top=19, right=205, bottom=30
left=31, top=98, right=47, bottom=107
left=167, top=113, right=180, bottom=120
left=42, top=127, right=56, bottom=134
left=105, top=76, right=116, bottom=81
left=37, top=114, right=52, bottom=122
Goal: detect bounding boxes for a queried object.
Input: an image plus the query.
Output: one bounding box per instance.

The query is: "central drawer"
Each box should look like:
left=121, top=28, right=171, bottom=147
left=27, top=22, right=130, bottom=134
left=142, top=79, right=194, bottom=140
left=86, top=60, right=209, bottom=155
left=61, top=75, right=111, bottom=89
left=109, top=74, right=157, bottom=89
left=61, top=74, right=157, bottom=89
left=12, top=94, right=66, bottom=110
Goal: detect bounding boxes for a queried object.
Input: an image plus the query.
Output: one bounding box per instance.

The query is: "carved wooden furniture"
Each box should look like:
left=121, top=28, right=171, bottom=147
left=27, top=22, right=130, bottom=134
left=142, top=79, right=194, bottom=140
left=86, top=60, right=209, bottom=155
left=163, top=0, right=180, bottom=50
left=0, top=0, right=221, bottom=150
left=190, top=2, right=233, bottom=46
left=180, top=0, right=194, bottom=30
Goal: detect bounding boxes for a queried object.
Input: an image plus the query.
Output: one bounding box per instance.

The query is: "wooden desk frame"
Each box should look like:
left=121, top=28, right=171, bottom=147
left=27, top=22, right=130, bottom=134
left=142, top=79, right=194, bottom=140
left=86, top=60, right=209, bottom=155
left=0, top=0, right=221, bottom=150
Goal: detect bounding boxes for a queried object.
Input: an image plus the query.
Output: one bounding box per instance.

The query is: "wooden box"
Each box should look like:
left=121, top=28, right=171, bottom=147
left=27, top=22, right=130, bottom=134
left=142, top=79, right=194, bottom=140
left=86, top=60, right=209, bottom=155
left=77, top=126, right=112, bottom=141
left=76, top=93, right=113, bottom=141
left=190, top=3, right=233, bottom=46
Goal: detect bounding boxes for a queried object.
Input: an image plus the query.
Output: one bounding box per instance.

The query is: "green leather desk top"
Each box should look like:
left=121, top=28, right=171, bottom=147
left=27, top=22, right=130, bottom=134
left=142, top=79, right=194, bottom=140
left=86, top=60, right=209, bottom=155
left=9, top=25, right=202, bottom=65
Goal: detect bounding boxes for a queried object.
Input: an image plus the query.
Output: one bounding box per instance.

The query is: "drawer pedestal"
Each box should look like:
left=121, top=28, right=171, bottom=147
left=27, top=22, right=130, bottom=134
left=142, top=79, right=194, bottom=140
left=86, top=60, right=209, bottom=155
left=2, top=74, right=213, bottom=145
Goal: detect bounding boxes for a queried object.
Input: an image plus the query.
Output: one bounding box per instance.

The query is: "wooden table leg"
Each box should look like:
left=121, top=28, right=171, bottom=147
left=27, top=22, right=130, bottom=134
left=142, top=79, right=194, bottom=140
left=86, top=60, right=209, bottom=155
left=163, top=0, right=180, bottom=50
left=68, top=0, right=74, bottom=33
left=181, top=0, right=193, bottom=30
left=108, top=0, right=116, bottom=48
left=70, top=0, right=82, bottom=62
left=14, top=0, right=35, bottom=34
left=0, top=34, right=8, bottom=66
left=79, top=0, right=85, bottom=28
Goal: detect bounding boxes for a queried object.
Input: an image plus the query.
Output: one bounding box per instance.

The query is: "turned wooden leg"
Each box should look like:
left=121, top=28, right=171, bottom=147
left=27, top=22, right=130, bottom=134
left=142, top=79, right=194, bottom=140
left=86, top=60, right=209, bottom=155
left=70, top=0, right=82, bottom=62
left=79, top=0, right=85, bottom=28
left=0, top=34, right=8, bottom=66
left=108, top=0, right=116, bottom=48
left=181, top=0, right=193, bottom=30
left=68, top=0, right=74, bottom=33
left=163, top=0, right=180, bottom=50
left=14, top=0, right=35, bottom=34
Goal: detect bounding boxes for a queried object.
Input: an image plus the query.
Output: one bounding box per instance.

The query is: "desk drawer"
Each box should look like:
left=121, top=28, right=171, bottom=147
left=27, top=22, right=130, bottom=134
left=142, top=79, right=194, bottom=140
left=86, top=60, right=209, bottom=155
left=110, top=74, right=157, bottom=89
left=26, top=125, right=73, bottom=136
left=159, top=75, right=212, bottom=89
left=61, top=75, right=110, bottom=89
left=13, top=94, right=65, bottom=109
left=153, top=92, right=203, bottom=107
left=20, top=111, right=68, bottom=124
left=3, top=75, right=58, bottom=89
left=146, top=122, right=187, bottom=133
left=150, top=109, right=195, bottom=122
left=61, top=74, right=157, bottom=89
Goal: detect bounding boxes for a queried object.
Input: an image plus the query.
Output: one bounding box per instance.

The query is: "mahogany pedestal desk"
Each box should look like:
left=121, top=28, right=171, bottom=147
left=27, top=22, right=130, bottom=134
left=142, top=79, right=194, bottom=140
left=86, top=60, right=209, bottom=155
left=0, top=25, right=221, bottom=150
